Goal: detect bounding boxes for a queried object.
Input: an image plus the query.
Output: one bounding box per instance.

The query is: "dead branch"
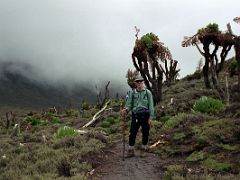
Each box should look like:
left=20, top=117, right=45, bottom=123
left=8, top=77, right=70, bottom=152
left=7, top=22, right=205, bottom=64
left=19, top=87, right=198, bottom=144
left=10, top=123, right=20, bottom=137
left=96, top=81, right=111, bottom=108
left=227, top=23, right=237, bottom=37
left=103, top=81, right=110, bottom=102
left=134, top=26, right=140, bottom=39
left=149, top=140, right=165, bottom=149
left=82, top=100, right=111, bottom=128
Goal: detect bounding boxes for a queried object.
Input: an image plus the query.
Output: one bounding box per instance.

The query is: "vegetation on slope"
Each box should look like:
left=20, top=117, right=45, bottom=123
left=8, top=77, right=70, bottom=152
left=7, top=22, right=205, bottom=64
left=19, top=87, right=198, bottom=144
left=1, top=58, right=240, bottom=179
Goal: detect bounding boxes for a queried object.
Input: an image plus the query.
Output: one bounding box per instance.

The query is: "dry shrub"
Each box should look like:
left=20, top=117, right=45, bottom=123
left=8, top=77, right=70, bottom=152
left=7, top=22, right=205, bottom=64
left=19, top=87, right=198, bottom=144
left=57, top=157, right=72, bottom=177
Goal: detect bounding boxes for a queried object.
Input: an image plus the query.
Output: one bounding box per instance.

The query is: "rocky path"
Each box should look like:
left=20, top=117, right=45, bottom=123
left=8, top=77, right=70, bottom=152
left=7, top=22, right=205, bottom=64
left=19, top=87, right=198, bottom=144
left=91, top=143, right=165, bottom=180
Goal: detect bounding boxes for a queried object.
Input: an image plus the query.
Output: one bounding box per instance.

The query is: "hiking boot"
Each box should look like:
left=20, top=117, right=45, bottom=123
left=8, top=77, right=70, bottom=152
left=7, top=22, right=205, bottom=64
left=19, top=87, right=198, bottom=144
left=140, top=145, right=148, bottom=151
left=126, top=148, right=135, bottom=157
left=139, top=145, right=148, bottom=158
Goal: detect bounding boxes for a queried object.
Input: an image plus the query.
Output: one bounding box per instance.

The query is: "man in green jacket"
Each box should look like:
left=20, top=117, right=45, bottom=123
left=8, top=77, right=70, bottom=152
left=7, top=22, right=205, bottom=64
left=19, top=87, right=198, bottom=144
left=122, top=74, right=155, bottom=157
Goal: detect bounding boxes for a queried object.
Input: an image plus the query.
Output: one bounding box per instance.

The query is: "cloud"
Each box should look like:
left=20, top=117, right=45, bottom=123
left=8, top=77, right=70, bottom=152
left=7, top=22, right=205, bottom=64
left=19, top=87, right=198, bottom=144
left=0, top=0, right=239, bottom=87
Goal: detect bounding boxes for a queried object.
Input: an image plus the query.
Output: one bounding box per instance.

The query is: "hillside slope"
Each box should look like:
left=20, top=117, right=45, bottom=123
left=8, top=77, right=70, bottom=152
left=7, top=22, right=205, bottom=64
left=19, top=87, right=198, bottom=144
left=0, top=62, right=97, bottom=109
left=1, top=60, right=240, bottom=179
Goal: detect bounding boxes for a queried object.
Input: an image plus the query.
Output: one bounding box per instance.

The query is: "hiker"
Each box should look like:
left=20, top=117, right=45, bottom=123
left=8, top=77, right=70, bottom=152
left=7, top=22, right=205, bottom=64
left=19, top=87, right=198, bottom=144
left=122, top=74, right=155, bottom=157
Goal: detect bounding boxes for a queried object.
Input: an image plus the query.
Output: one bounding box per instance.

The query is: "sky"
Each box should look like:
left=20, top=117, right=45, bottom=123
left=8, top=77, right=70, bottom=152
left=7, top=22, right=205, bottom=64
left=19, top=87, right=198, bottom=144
left=0, top=0, right=239, bottom=87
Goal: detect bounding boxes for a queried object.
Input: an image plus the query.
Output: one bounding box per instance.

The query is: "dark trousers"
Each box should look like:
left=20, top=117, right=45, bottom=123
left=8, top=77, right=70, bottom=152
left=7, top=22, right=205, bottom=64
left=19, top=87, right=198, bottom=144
left=129, top=113, right=150, bottom=146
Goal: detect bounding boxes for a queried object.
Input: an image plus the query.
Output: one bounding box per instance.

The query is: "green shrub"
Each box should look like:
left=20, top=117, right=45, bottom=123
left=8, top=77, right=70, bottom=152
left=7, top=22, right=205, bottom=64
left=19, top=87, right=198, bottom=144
left=152, top=120, right=162, bottom=128
left=183, top=70, right=202, bottom=81
left=163, top=118, right=178, bottom=129
left=140, top=32, right=159, bottom=48
left=52, top=117, right=62, bottom=124
left=24, top=115, right=41, bottom=126
left=229, top=59, right=237, bottom=70
left=42, top=111, right=61, bottom=123
left=158, top=115, right=171, bottom=123
left=202, top=158, right=232, bottom=172
left=173, top=132, right=186, bottom=140
left=198, top=23, right=220, bottom=33
left=100, top=121, right=111, bottom=128
left=44, top=111, right=57, bottom=117
left=54, top=126, right=78, bottom=139
left=186, top=151, right=205, bottom=162
left=229, top=59, right=238, bottom=76
left=65, top=109, right=78, bottom=117
left=163, top=113, right=188, bottom=129
left=106, top=117, right=115, bottom=125
left=15, top=146, right=24, bottom=154
left=81, top=102, right=91, bottom=110
left=192, top=119, right=236, bottom=144
left=216, top=143, right=236, bottom=151
left=193, top=96, right=224, bottom=113
left=100, top=117, right=119, bottom=129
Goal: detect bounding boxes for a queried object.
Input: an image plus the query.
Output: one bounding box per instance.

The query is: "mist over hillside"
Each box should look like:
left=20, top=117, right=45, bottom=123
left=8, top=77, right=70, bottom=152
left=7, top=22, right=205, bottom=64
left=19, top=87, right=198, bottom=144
left=0, top=61, right=127, bottom=109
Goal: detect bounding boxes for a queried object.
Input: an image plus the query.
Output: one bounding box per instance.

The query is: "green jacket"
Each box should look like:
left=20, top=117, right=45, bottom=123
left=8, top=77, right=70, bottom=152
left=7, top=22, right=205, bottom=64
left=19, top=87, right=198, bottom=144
left=125, top=88, right=155, bottom=119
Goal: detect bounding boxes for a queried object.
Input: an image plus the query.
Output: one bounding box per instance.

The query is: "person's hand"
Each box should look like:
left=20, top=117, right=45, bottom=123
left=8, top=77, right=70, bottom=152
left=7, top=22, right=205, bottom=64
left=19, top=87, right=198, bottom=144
left=148, top=118, right=152, bottom=127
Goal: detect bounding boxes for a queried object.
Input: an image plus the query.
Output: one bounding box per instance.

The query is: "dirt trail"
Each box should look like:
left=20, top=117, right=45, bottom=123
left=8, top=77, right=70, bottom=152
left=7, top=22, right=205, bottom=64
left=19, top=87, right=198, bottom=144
left=91, top=143, right=166, bottom=180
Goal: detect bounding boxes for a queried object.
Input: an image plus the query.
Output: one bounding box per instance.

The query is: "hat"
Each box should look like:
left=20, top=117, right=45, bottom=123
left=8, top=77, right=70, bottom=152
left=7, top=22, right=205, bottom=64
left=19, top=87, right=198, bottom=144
left=134, top=74, right=144, bottom=81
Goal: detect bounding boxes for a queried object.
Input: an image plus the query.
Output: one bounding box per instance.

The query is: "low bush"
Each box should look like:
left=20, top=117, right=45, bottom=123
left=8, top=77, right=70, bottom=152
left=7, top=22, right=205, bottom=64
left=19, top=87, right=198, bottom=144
left=65, top=109, right=78, bottom=117
left=152, top=121, right=162, bottom=128
left=216, top=143, right=237, bottom=151
left=163, top=113, right=188, bottom=129
left=100, top=117, right=118, bottom=129
left=53, top=126, right=78, bottom=139
left=229, top=59, right=238, bottom=76
left=15, top=146, right=24, bottom=154
left=24, top=115, right=42, bottom=126
left=163, top=164, right=184, bottom=180
left=100, top=121, right=111, bottom=128
left=186, top=151, right=205, bottom=162
left=52, top=117, right=62, bottom=124
left=57, top=156, right=72, bottom=177
left=81, top=102, right=91, bottom=110
left=183, top=70, right=202, bottom=81
left=106, top=117, right=115, bottom=125
left=158, top=115, right=171, bottom=123
left=173, top=132, right=186, bottom=141
left=202, top=158, right=232, bottom=172
left=192, top=118, right=237, bottom=144
left=193, top=96, right=224, bottom=113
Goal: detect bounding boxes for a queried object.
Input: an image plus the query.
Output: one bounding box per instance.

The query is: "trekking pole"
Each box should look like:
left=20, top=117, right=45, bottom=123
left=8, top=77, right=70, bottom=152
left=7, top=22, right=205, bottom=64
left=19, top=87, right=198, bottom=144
left=120, top=102, right=126, bottom=161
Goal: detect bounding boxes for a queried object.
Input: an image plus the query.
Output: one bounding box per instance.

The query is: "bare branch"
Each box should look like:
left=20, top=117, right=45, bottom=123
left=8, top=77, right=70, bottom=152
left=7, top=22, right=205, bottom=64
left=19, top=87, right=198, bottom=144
left=182, top=34, right=199, bottom=47
left=134, top=26, right=140, bottom=39
left=82, top=100, right=111, bottom=128
left=227, top=23, right=237, bottom=37
left=194, top=43, right=205, bottom=56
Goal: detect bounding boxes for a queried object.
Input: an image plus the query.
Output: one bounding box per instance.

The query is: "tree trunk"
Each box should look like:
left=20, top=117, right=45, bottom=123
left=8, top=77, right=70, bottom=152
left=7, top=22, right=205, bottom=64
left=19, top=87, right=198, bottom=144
left=217, top=45, right=232, bottom=76
left=210, top=59, right=225, bottom=100
left=234, top=37, right=240, bottom=88
left=203, top=44, right=211, bottom=88
left=203, top=60, right=211, bottom=88
left=225, top=75, right=230, bottom=106
left=155, top=71, right=163, bottom=105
